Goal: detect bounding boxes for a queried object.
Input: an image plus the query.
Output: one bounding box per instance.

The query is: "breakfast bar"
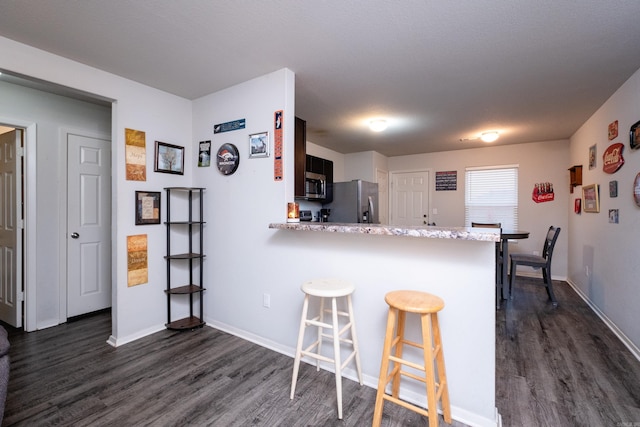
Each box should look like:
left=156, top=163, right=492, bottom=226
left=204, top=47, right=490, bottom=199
left=268, top=223, right=501, bottom=427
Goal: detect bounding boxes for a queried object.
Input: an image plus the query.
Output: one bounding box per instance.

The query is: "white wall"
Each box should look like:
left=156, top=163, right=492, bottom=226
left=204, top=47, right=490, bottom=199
left=0, top=36, right=192, bottom=342
left=192, top=68, right=297, bottom=342
left=387, top=140, right=571, bottom=279
left=568, top=68, right=640, bottom=356
left=344, top=150, right=389, bottom=182
left=0, top=80, right=111, bottom=329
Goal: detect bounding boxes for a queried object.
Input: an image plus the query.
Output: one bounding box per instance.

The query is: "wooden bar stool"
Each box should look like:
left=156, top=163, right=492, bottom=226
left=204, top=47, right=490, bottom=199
left=373, top=290, right=451, bottom=427
left=290, top=278, right=363, bottom=419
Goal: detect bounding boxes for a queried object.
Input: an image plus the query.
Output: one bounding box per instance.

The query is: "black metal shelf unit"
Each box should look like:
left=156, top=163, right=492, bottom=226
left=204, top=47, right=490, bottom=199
left=164, top=187, right=206, bottom=330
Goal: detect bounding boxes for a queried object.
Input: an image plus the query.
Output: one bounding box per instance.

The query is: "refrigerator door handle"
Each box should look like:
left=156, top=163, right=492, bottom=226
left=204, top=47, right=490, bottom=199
left=367, top=196, right=374, bottom=223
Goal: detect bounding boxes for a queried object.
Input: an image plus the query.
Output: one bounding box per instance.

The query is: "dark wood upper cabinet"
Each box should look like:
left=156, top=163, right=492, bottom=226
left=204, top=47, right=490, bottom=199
left=295, top=117, right=306, bottom=198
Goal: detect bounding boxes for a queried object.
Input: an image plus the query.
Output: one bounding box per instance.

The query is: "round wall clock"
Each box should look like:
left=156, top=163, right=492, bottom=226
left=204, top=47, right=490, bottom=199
left=216, top=143, right=240, bottom=175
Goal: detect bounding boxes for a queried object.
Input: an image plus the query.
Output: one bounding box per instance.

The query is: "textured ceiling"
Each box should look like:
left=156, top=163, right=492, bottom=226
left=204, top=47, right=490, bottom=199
left=1, top=1, right=640, bottom=156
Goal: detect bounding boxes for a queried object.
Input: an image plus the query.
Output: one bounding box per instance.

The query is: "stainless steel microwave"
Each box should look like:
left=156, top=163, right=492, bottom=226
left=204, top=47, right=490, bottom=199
left=305, top=171, right=326, bottom=200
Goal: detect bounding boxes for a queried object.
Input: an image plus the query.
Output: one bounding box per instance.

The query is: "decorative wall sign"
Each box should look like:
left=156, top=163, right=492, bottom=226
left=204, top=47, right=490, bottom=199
left=198, top=140, right=211, bottom=167
left=532, top=182, right=554, bottom=203
left=582, top=184, right=600, bottom=213
left=135, top=191, right=161, bottom=225
left=608, top=209, right=619, bottom=224
left=154, top=141, right=185, bottom=175
left=589, top=144, right=597, bottom=170
left=634, top=173, right=640, bottom=207
left=608, top=120, right=618, bottom=140
left=630, top=120, right=640, bottom=150
left=127, top=234, right=148, bottom=287
left=249, top=131, right=269, bottom=158
left=125, top=128, right=146, bottom=181
left=435, top=171, right=457, bottom=191
left=216, top=143, right=240, bottom=175
left=273, top=110, right=283, bottom=181
left=602, top=142, right=624, bottom=174
left=609, top=180, right=618, bottom=198
left=214, top=118, right=246, bottom=134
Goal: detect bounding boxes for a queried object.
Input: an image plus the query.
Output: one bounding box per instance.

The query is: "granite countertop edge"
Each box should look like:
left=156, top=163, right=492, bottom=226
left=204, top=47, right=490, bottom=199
left=268, top=222, right=500, bottom=242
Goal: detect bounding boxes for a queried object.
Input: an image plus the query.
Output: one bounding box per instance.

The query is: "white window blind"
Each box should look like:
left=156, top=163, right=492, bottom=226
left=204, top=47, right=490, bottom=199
left=465, top=165, right=518, bottom=230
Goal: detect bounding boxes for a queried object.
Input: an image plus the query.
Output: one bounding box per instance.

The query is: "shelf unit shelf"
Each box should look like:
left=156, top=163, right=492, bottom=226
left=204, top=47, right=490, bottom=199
left=164, top=187, right=206, bottom=331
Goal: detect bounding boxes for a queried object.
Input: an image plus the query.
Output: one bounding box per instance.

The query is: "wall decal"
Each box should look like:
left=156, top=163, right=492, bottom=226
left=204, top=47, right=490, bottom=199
left=274, top=110, right=283, bottom=181
left=608, top=209, right=619, bottom=224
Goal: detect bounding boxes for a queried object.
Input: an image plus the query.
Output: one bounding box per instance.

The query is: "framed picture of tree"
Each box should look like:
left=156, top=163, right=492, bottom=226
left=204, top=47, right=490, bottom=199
left=154, top=141, right=184, bottom=174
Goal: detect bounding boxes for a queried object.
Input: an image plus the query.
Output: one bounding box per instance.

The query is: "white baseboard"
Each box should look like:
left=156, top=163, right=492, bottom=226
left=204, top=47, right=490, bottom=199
left=566, top=279, right=640, bottom=362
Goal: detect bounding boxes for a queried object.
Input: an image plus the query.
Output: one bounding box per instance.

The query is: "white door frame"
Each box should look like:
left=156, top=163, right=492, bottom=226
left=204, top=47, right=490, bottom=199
left=389, top=168, right=433, bottom=226
left=58, top=128, right=112, bottom=323
left=0, top=118, right=37, bottom=331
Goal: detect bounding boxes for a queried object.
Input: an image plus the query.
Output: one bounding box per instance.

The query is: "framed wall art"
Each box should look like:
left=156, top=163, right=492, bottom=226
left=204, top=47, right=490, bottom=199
left=135, top=191, right=161, bottom=225
left=630, top=120, right=640, bottom=150
left=249, top=131, right=269, bottom=158
left=589, top=144, right=597, bottom=170
left=582, top=184, right=600, bottom=213
left=154, top=141, right=184, bottom=174
left=609, top=180, right=618, bottom=198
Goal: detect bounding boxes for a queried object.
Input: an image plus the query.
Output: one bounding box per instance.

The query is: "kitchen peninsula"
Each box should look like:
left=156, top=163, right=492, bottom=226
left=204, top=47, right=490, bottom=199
left=268, top=223, right=501, bottom=427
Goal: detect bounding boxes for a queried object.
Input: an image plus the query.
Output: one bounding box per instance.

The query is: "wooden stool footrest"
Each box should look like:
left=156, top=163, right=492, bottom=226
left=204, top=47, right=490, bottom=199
left=381, top=393, right=431, bottom=418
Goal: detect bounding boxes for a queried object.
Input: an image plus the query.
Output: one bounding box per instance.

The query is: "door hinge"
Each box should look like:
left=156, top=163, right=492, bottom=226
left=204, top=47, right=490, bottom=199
left=17, top=290, right=24, bottom=302
left=16, top=147, right=25, bottom=157
left=18, top=219, right=25, bottom=229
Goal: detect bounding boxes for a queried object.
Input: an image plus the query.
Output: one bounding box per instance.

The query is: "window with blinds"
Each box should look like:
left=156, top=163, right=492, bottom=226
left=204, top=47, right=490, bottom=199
left=465, top=165, right=518, bottom=230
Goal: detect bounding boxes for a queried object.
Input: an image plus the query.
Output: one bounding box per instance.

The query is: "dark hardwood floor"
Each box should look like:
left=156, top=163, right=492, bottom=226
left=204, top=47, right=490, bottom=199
left=496, top=277, right=640, bottom=426
left=2, top=277, right=639, bottom=426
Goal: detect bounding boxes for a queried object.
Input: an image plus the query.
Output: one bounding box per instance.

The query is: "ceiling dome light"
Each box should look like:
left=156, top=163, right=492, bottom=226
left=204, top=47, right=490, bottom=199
left=480, top=131, right=499, bottom=143
left=369, top=119, right=388, bottom=132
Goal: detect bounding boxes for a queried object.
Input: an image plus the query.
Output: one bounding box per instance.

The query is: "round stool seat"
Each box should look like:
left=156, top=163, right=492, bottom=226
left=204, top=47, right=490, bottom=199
left=384, top=290, right=444, bottom=314
left=302, top=278, right=355, bottom=298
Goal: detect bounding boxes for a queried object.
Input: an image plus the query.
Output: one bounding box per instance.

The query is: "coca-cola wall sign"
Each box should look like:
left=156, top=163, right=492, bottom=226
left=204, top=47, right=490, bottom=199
left=602, top=142, right=624, bottom=174
left=532, top=182, right=554, bottom=203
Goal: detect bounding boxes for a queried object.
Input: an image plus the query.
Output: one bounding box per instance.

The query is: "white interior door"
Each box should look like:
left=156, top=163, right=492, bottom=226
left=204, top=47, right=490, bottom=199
left=0, top=129, right=23, bottom=327
left=390, top=170, right=430, bottom=226
left=67, top=133, right=111, bottom=317
left=376, top=168, right=389, bottom=225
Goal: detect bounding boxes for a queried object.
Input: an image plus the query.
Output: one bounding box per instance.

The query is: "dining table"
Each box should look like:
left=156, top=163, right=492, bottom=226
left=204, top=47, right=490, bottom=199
left=500, top=230, right=530, bottom=302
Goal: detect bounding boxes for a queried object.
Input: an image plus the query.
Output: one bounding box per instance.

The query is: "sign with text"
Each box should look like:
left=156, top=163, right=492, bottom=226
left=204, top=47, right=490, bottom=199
left=213, top=118, right=245, bottom=134
left=435, top=171, right=457, bottom=191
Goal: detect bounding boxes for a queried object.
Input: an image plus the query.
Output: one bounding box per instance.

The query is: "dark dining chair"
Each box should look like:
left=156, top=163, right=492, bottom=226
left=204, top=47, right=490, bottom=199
left=508, top=226, right=561, bottom=307
left=471, top=222, right=502, bottom=307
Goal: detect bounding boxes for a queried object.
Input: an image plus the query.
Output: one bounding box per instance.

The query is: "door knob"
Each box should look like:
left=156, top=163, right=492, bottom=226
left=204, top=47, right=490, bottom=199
left=71, top=232, right=80, bottom=239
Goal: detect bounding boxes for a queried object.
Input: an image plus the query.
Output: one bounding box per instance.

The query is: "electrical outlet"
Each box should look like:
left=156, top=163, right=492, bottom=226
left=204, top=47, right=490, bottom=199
left=263, top=293, right=271, bottom=308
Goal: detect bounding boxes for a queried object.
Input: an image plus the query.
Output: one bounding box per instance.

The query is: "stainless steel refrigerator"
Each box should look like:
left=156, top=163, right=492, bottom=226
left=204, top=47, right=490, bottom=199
left=323, top=180, right=379, bottom=223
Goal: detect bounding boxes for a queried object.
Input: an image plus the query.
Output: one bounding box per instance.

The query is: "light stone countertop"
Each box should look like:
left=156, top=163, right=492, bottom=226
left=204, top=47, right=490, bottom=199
left=268, top=222, right=500, bottom=241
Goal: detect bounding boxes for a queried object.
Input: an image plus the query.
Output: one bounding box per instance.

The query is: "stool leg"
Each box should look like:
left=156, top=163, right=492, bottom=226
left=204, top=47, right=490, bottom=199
left=316, top=296, right=326, bottom=371
left=432, top=312, right=451, bottom=424
left=421, top=313, right=439, bottom=427
left=290, top=295, right=310, bottom=400
left=347, top=294, right=363, bottom=385
left=391, top=309, right=406, bottom=398
left=373, top=306, right=397, bottom=427
left=331, top=296, right=343, bottom=419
